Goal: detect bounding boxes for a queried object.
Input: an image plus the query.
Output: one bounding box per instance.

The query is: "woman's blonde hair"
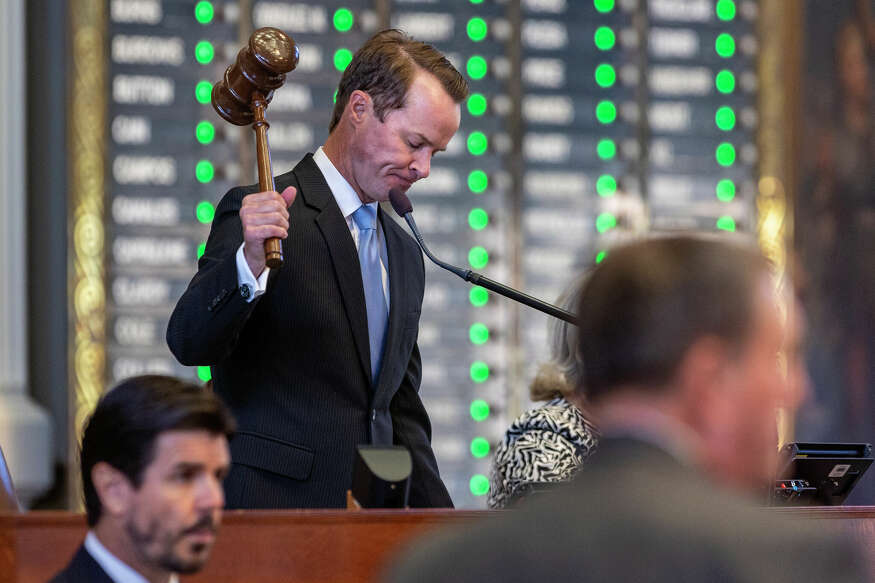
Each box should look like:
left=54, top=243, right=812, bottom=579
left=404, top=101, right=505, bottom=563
left=529, top=275, right=586, bottom=401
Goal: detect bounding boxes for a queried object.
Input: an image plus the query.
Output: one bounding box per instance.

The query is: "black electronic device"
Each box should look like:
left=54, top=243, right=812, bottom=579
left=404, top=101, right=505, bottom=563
left=349, top=445, right=412, bottom=509
left=772, top=442, right=872, bottom=506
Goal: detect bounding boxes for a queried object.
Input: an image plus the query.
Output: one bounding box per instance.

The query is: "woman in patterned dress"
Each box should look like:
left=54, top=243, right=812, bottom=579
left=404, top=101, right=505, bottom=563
left=487, top=278, right=599, bottom=509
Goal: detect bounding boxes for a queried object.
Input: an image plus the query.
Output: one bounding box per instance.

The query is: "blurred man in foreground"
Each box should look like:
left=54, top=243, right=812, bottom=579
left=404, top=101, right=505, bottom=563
left=50, top=375, right=234, bottom=583
left=388, top=235, right=867, bottom=583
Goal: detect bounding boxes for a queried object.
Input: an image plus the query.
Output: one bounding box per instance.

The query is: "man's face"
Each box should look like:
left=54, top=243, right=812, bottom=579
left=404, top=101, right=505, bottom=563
left=716, top=278, right=808, bottom=492
left=348, top=70, right=461, bottom=203
left=125, top=430, right=230, bottom=574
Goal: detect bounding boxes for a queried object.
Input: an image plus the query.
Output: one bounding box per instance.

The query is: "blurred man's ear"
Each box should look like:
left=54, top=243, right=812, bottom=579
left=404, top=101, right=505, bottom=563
left=91, top=462, right=135, bottom=518
left=675, top=336, right=734, bottom=434
left=677, top=337, right=729, bottom=397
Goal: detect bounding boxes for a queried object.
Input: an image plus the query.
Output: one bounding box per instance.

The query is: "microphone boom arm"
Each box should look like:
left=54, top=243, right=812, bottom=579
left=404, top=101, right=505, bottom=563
left=402, top=214, right=577, bottom=325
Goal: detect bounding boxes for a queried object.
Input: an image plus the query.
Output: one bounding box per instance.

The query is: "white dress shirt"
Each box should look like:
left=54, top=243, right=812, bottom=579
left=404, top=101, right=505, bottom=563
left=235, top=147, right=390, bottom=305
left=84, top=531, right=179, bottom=583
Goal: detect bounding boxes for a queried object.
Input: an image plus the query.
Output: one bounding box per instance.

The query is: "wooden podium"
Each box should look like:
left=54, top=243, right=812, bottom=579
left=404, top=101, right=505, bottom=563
left=1, top=508, right=873, bottom=582
left=0, top=509, right=484, bottom=583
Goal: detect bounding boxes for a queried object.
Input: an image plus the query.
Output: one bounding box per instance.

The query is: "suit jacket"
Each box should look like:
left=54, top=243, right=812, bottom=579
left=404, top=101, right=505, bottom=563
left=49, top=545, right=114, bottom=583
left=387, top=437, right=868, bottom=583
left=167, top=154, right=451, bottom=509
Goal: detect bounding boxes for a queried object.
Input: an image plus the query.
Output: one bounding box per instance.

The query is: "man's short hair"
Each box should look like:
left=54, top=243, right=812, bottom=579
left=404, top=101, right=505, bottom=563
left=576, top=235, right=771, bottom=401
left=80, top=375, right=235, bottom=526
left=328, top=29, right=468, bottom=132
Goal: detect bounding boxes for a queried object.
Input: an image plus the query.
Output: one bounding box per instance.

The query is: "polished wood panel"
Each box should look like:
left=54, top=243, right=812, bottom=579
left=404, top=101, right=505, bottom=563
left=1, top=508, right=872, bottom=583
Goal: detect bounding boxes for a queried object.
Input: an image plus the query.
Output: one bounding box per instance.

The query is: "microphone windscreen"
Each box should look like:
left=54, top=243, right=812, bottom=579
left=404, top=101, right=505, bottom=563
left=388, top=188, right=413, bottom=216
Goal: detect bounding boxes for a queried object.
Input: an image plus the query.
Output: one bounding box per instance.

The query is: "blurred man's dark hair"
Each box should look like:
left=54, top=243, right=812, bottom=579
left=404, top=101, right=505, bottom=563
left=80, top=375, right=236, bottom=527
left=328, top=29, right=468, bottom=132
left=577, top=235, right=770, bottom=401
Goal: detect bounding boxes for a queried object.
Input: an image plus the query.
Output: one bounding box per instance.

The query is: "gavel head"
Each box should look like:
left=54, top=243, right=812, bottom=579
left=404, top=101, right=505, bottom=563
left=212, top=27, right=299, bottom=126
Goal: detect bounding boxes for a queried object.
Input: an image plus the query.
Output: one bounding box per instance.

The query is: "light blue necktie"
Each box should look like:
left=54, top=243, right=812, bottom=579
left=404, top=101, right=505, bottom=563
left=352, top=204, right=388, bottom=383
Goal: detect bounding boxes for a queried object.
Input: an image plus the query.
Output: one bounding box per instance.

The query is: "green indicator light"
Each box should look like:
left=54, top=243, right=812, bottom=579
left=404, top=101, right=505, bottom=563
left=333, top=8, right=354, bottom=32
left=195, top=160, right=215, bottom=183
left=715, top=33, right=736, bottom=58
left=470, top=399, right=490, bottom=421
left=195, top=121, right=215, bottom=144
left=194, top=1, right=214, bottom=24
left=469, top=323, right=490, bottom=345
left=596, top=212, right=617, bottom=233
left=594, top=63, right=616, bottom=88
left=197, top=242, right=206, bottom=259
left=716, top=179, right=736, bottom=201
left=470, top=286, right=489, bottom=307
left=334, top=48, right=353, bottom=71
left=468, top=170, right=488, bottom=193
left=594, top=27, right=616, bottom=51
left=467, top=131, right=488, bottom=156
left=596, top=100, right=617, bottom=124
left=197, top=366, right=211, bottom=382
left=195, top=201, right=215, bottom=224
left=469, top=246, right=489, bottom=269
left=716, top=216, right=736, bottom=232
left=594, top=0, right=615, bottom=13
left=468, top=208, right=489, bottom=230
left=470, top=361, right=490, bottom=383
left=597, top=138, right=616, bottom=160
left=470, top=437, right=490, bottom=458
left=333, top=90, right=338, bottom=103
left=716, top=0, right=736, bottom=21
left=715, top=70, right=736, bottom=94
left=195, top=41, right=214, bottom=64
left=596, top=174, right=617, bottom=197
left=469, top=474, right=489, bottom=496
left=468, top=93, right=487, bottom=116
left=715, top=106, right=736, bottom=131
left=195, top=81, right=212, bottom=104
left=596, top=250, right=607, bottom=263
left=715, top=142, right=736, bottom=167
left=467, top=55, right=488, bottom=80
left=470, top=0, right=484, bottom=3
left=467, top=17, right=488, bottom=42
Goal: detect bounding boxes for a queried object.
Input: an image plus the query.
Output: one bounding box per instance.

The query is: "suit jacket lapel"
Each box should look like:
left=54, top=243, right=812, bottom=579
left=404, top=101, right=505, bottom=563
left=293, top=155, right=372, bottom=384
left=374, top=208, right=409, bottom=400
left=65, top=545, right=116, bottom=583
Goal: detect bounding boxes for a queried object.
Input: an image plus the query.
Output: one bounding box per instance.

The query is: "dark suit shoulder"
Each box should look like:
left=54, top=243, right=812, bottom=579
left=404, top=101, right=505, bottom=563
left=48, top=545, right=114, bottom=583
left=214, top=161, right=306, bottom=214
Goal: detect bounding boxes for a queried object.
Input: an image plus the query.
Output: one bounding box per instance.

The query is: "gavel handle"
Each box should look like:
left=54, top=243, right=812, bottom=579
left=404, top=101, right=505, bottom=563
left=252, top=92, right=283, bottom=269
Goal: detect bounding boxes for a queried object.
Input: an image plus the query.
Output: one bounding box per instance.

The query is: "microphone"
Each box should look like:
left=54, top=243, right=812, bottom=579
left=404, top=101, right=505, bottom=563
left=388, top=189, right=577, bottom=325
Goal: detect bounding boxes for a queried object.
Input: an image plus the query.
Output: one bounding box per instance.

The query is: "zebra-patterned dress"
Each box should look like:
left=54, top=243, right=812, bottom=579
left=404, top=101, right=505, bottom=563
left=487, top=397, right=598, bottom=509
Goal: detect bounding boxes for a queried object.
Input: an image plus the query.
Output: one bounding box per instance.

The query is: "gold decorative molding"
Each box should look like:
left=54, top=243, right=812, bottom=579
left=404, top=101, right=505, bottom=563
left=757, top=0, right=802, bottom=446
left=68, top=0, right=107, bottom=506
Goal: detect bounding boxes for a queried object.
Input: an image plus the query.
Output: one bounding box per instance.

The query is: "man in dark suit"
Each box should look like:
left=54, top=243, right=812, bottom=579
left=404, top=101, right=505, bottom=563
left=166, top=30, right=466, bottom=508
left=50, top=375, right=234, bottom=583
left=387, top=236, right=868, bottom=583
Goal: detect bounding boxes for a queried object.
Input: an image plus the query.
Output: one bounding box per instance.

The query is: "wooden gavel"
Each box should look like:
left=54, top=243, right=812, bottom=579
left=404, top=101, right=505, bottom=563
left=212, top=27, right=299, bottom=269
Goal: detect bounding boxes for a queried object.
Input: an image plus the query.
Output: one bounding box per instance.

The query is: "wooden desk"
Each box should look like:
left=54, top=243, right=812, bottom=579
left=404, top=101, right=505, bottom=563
left=1, top=508, right=873, bottom=583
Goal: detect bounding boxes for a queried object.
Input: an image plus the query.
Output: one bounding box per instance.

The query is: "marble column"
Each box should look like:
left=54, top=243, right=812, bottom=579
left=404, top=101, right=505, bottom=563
left=0, top=0, right=52, bottom=506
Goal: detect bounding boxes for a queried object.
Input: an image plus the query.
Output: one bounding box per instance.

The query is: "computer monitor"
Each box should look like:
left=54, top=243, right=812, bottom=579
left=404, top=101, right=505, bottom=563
left=772, top=442, right=872, bottom=506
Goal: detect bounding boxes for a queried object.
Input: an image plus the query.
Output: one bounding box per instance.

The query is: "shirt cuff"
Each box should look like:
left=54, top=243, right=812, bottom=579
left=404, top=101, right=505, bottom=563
left=235, top=243, right=270, bottom=302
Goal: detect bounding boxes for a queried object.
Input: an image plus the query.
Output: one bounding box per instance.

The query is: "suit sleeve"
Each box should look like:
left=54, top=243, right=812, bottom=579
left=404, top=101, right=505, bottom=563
left=388, top=250, right=454, bottom=508
left=166, top=185, right=263, bottom=366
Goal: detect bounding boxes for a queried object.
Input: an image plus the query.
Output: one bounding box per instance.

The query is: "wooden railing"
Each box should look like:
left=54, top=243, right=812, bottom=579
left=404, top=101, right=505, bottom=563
left=1, top=508, right=873, bottom=583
